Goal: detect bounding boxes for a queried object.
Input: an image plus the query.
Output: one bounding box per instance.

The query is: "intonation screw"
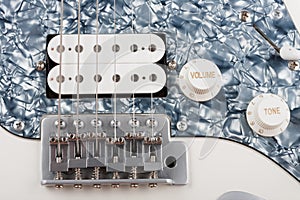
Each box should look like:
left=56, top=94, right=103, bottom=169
left=13, top=120, right=25, bottom=132
left=36, top=61, right=45, bottom=71
left=168, top=60, right=177, bottom=70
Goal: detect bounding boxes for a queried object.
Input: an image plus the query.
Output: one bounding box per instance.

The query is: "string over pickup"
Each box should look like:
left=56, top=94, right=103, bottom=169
left=47, top=34, right=166, bottom=64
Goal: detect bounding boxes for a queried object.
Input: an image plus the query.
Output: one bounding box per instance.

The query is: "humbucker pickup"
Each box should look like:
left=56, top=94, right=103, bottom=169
left=46, top=34, right=167, bottom=98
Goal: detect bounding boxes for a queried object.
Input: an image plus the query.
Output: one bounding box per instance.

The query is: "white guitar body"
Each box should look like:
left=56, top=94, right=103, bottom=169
left=1, top=130, right=300, bottom=199
left=1, top=0, right=300, bottom=199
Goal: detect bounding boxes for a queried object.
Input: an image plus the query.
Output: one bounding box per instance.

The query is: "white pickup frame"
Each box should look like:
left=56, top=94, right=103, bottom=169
left=47, top=34, right=165, bottom=64
left=47, top=63, right=166, bottom=95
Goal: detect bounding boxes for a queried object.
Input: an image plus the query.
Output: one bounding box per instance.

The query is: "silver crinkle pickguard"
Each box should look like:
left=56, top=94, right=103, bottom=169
left=1, top=0, right=300, bottom=181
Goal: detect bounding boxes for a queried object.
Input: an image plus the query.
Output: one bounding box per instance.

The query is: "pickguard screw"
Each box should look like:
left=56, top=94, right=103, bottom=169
left=176, top=120, right=188, bottom=132
left=168, top=60, right=177, bottom=70
left=288, top=61, right=300, bottom=71
left=36, top=61, right=45, bottom=71
left=272, top=9, right=283, bottom=19
left=13, top=120, right=25, bottom=132
left=240, top=10, right=250, bottom=22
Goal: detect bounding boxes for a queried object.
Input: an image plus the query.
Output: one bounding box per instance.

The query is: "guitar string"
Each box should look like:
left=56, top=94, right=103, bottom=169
left=57, top=0, right=64, bottom=158
left=95, top=0, right=100, bottom=156
left=131, top=0, right=136, bottom=136
left=148, top=0, right=154, bottom=137
left=75, top=0, right=81, bottom=157
left=113, top=0, right=117, bottom=141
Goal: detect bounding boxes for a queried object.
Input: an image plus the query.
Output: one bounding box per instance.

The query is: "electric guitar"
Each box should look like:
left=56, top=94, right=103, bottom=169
left=0, top=0, right=300, bottom=199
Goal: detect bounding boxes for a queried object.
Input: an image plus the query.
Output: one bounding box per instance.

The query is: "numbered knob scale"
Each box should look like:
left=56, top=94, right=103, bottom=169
left=246, top=93, right=290, bottom=137
left=179, top=59, right=222, bottom=102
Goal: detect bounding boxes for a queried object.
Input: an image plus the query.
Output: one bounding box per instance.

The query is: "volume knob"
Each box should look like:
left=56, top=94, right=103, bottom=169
left=179, top=59, right=222, bottom=102
left=246, top=94, right=290, bottom=137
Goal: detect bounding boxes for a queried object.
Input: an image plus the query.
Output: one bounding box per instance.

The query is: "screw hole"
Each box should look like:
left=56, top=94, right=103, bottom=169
left=94, top=74, right=102, bottom=82
left=130, top=44, right=138, bottom=52
left=75, top=75, right=84, bottom=83
left=57, top=45, right=65, bottom=53
left=75, top=45, right=83, bottom=53
left=148, top=44, right=156, bottom=52
left=165, top=156, right=177, bottom=169
left=131, top=74, right=139, bottom=82
left=112, top=44, right=120, bottom=52
left=112, top=74, right=121, bottom=82
left=56, top=75, right=65, bottom=83
left=94, top=44, right=101, bottom=53
left=149, top=74, right=157, bottom=82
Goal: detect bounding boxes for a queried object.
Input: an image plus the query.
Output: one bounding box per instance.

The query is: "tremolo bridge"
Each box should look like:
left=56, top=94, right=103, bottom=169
left=41, top=114, right=188, bottom=188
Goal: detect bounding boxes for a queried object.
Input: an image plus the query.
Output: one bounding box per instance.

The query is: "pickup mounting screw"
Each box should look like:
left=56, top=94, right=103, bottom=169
left=36, top=61, right=45, bottom=71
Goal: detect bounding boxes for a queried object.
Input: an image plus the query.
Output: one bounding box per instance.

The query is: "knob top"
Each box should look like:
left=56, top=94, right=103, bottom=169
left=246, top=94, right=290, bottom=137
left=179, top=59, right=222, bottom=102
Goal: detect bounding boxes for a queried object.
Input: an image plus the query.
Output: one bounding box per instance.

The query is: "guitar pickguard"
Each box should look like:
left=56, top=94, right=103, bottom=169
left=1, top=0, right=300, bottom=182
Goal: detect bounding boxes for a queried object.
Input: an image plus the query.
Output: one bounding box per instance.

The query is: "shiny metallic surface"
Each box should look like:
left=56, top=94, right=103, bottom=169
left=1, top=0, right=300, bottom=181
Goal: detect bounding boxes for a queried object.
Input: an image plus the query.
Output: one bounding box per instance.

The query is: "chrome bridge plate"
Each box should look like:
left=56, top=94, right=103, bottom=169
left=41, top=114, right=188, bottom=187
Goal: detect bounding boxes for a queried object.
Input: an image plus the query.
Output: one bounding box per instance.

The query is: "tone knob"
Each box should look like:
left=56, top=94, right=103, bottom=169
left=179, top=59, right=222, bottom=102
left=246, top=93, right=290, bottom=137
